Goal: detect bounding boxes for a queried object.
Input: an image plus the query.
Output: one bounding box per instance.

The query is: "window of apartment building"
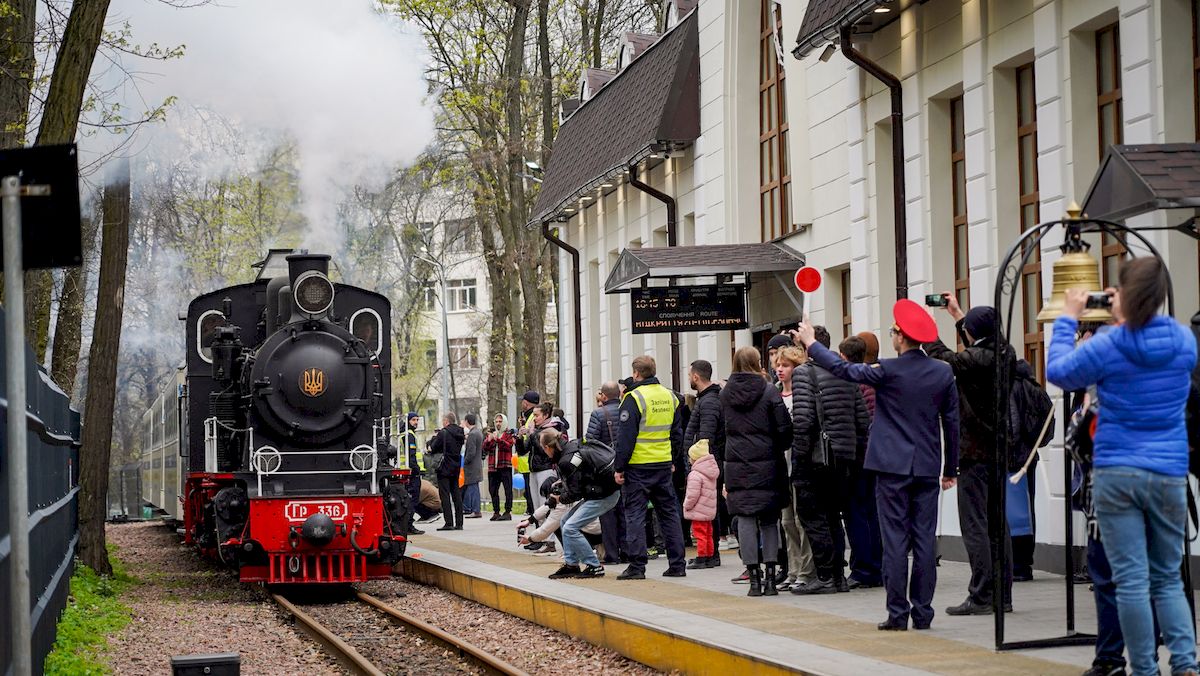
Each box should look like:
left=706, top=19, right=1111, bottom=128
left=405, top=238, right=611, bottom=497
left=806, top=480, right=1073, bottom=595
left=950, top=96, right=970, bottom=312
left=546, top=333, right=559, bottom=369
left=839, top=268, right=852, bottom=341
left=1017, top=63, right=1045, bottom=383
left=759, top=0, right=792, bottom=241
left=448, top=337, right=479, bottom=369
left=1096, top=22, right=1127, bottom=287
left=444, top=218, right=474, bottom=253
left=446, top=278, right=477, bottom=312
left=418, top=282, right=436, bottom=311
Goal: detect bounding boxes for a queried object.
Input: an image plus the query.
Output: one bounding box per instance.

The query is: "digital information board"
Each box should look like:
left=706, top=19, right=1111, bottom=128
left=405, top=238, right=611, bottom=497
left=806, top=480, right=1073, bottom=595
left=630, top=284, right=748, bottom=334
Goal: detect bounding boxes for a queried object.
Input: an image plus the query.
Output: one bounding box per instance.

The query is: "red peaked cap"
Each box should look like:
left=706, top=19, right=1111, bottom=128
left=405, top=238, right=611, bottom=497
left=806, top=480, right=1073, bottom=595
left=892, top=299, right=938, bottom=343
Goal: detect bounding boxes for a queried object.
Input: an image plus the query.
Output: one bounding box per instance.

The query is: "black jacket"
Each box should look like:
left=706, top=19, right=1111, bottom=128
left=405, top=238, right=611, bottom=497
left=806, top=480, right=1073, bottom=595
left=790, top=362, right=870, bottom=472
left=684, top=384, right=725, bottom=461
left=431, top=423, right=465, bottom=479
left=925, top=326, right=1017, bottom=464
left=527, top=419, right=566, bottom=473
left=556, top=439, right=619, bottom=502
left=585, top=399, right=621, bottom=446
left=719, top=372, right=793, bottom=518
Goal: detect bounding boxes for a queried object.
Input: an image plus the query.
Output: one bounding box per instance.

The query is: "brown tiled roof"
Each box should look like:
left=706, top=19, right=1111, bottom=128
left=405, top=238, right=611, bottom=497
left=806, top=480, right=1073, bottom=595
left=581, top=68, right=616, bottom=98
left=793, top=0, right=887, bottom=59
left=604, top=243, right=806, bottom=293
left=620, top=32, right=660, bottom=66
left=1082, top=144, right=1200, bottom=221
left=530, top=10, right=699, bottom=225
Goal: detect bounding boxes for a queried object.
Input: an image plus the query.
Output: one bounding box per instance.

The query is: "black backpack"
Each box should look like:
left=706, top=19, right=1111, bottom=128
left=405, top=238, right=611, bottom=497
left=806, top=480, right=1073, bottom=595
left=1008, top=361, right=1054, bottom=469
left=576, top=439, right=618, bottom=498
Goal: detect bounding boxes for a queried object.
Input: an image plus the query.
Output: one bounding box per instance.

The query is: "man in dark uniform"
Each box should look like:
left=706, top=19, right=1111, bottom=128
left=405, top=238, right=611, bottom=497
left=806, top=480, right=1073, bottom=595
left=792, top=299, right=959, bottom=631
left=404, top=412, right=424, bottom=535
left=614, top=355, right=687, bottom=580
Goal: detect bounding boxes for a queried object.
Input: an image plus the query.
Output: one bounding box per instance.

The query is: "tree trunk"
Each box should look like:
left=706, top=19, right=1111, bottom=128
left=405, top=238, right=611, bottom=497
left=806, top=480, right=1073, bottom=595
left=591, top=0, right=606, bottom=68
left=538, top=0, right=553, bottom=168
left=77, top=161, right=131, bottom=576
left=25, top=0, right=115, bottom=364
left=50, top=214, right=98, bottom=396
left=0, top=0, right=35, bottom=149
left=502, top=0, right=533, bottom=393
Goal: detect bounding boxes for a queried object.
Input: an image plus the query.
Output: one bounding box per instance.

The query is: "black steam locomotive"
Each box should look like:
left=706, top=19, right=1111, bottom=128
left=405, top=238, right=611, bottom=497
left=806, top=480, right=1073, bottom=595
left=181, top=250, right=411, bottom=584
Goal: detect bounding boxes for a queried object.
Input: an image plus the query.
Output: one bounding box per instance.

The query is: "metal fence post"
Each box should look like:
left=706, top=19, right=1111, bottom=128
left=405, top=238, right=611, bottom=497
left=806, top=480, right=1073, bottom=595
left=3, top=174, right=32, bottom=676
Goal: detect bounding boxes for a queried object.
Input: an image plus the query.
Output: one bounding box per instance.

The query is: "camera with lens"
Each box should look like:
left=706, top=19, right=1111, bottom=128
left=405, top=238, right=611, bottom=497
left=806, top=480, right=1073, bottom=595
left=516, top=524, right=527, bottom=544
left=1085, top=292, right=1113, bottom=309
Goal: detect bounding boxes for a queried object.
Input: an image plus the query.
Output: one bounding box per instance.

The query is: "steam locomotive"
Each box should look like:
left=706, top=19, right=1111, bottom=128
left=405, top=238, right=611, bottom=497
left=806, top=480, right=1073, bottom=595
left=176, top=250, right=411, bottom=584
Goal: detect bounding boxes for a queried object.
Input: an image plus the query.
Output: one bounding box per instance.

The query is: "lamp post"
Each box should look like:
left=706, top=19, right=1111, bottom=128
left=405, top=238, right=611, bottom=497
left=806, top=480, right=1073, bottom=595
left=416, top=253, right=457, bottom=419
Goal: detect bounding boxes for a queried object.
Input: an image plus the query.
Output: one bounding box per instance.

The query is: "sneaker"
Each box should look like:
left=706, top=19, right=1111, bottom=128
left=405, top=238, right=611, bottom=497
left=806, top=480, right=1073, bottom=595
left=686, top=557, right=708, bottom=570
left=577, top=564, right=605, bottom=578
left=489, top=513, right=501, bottom=521
left=418, top=514, right=442, bottom=524
left=1081, top=664, right=1127, bottom=676
left=465, top=512, right=483, bottom=519
left=777, top=577, right=796, bottom=592
left=790, top=578, right=838, bottom=595
left=499, top=512, right=512, bottom=521
left=408, top=527, right=425, bottom=535
left=523, top=542, right=543, bottom=551
left=847, top=577, right=882, bottom=590
left=719, top=538, right=739, bottom=551
left=662, top=568, right=686, bottom=577
left=549, top=564, right=581, bottom=579
left=645, top=550, right=660, bottom=560
left=436, top=525, right=456, bottom=531
left=617, top=567, right=645, bottom=580
left=945, top=598, right=993, bottom=616
left=835, top=577, right=850, bottom=593
left=731, top=568, right=750, bottom=584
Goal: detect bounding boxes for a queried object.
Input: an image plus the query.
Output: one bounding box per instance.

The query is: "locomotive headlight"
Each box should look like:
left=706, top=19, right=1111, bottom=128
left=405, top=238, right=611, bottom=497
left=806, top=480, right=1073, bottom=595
left=293, top=271, right=335, bottom=316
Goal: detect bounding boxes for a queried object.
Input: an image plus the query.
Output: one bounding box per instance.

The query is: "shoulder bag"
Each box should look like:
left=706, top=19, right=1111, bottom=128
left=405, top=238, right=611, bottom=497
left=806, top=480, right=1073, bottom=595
left=806, top=366, right=832, bottom=467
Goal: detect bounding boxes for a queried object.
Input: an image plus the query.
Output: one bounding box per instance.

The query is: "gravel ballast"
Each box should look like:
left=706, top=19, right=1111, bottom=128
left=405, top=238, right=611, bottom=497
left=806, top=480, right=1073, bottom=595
left=101, top=522, right=663, bottom=675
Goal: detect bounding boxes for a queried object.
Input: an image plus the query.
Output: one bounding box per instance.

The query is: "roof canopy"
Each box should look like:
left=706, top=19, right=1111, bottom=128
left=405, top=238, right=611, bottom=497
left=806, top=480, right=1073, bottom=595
left=1082, top=144, right=1200, bottom=222
left=793, top=0, right=926, bottom=59
left=604, top=243, right=806, bottom=293
left=530, top=10, right=699, bottom=225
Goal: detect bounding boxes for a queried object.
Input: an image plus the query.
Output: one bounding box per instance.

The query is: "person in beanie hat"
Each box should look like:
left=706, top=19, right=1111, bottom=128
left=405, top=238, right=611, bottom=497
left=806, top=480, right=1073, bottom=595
left=792, top=299, right=959, bottom=630
left=404, top=412, right=424, bottom=534
left=924, top=295, right=1017, bottom=617
left=684, top=440, right=720, bottom=569
left=513, top=391, right=540, bottom=517
left=767, top=333, right=793, bottom=383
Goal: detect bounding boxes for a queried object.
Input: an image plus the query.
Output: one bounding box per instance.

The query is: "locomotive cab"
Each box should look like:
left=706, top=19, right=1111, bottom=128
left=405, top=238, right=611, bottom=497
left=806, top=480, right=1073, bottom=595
left=181, top=250, right=409, bottom=584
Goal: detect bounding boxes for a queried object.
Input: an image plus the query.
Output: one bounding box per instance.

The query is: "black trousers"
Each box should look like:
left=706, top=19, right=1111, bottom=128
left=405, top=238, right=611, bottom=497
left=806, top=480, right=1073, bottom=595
left=406, top=473, right=422, bottom=531
left=793, top=464, right=846, bottom=581
left=876, top=472, right=940, bottom=626
left=958, top=461, right=1012, bottom=605
left=437, top=475, right=463, bottom=528
left=600, top=487, right=626, bottom=563
left=622, top=466, right=685, bottom=572
left=487, top=470, right=513, bottom=514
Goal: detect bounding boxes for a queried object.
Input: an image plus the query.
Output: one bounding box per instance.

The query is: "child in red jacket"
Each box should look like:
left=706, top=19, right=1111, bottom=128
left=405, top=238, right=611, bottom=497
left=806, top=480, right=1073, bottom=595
left=684, top=440, right=720, bottom=569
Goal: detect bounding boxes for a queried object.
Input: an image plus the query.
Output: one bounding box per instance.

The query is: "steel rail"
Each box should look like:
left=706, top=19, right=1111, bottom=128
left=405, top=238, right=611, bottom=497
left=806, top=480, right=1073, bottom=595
left=271, top=593, right=385, bottom=676
left=356, top=591, right=529, bottom=676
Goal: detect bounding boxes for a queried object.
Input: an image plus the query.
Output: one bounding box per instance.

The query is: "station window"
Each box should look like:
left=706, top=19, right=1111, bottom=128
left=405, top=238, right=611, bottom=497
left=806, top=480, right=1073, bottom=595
left=950, top=96, right=969, bottom=313
left=449, top=337, right=480, bottom=369
left=840, top=268, right=852, bottom=342
left=758, top=0, right=792, bottom=241
left=1017, top=63, right=1045, bottom=383
left=1096, top=23, right=1127, bottom=287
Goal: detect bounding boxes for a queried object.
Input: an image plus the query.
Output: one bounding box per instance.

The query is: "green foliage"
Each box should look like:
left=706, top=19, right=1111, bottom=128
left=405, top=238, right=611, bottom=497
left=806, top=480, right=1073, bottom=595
left=44, top=552, right=135, bottom=676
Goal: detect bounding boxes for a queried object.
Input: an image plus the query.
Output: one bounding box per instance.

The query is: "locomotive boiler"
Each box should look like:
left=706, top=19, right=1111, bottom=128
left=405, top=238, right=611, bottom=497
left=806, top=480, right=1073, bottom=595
left=177, top=250, right=411, bottom=584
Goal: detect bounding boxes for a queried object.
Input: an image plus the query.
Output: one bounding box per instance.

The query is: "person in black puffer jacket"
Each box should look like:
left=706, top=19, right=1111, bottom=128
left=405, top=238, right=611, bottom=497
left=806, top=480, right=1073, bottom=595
left=924, top=297, right=1017, bottom=616
left=790, top=327, right=870, bottom=595
left=431, top=413, right=466, bottom=530
left=720, top=346, right=793, bottom=597
left=684, top=359, right=727, bottom=560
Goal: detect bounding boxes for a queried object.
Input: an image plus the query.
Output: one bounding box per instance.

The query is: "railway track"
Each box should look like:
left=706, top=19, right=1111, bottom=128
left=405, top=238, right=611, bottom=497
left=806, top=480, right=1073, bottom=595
left=271, top=590, right=528, bottom=676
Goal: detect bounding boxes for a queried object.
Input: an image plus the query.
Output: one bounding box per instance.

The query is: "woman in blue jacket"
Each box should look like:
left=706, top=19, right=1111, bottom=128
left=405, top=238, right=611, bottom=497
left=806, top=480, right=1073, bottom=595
left=1047, top=257, right=1198, bottom=676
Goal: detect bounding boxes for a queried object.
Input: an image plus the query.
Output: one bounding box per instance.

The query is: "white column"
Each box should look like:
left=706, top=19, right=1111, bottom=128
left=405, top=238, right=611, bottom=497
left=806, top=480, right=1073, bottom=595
left=962, top=0, right=995, bottom=304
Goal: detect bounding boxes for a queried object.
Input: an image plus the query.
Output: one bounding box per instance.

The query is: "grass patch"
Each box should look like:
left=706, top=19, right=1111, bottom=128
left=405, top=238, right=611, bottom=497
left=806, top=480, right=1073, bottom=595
left=44, top=549, right=135, bottom=676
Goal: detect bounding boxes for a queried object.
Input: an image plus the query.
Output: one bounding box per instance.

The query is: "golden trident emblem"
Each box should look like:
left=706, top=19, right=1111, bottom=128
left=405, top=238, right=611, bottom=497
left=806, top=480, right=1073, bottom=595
left=300, top=368, right=327, bottom=397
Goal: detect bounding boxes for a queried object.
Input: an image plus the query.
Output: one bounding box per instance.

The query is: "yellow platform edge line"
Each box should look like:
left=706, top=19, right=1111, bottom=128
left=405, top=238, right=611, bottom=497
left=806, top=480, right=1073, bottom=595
left=397, top=558, right=813, bottom=676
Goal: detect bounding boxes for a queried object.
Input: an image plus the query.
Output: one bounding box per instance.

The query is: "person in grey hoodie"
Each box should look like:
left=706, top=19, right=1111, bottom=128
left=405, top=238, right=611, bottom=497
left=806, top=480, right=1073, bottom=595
left=462, top=414, right=485, bottom=518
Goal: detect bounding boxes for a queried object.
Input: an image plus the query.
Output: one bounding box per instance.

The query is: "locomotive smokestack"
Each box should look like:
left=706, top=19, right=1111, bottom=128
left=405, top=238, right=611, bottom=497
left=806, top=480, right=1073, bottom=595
left=286, top=253, right=331, bottom=286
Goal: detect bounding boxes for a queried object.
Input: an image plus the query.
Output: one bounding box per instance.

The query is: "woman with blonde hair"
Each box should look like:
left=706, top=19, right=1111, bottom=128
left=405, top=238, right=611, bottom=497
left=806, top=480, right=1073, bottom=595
left=773, top=345, right=816, bottom=591
left=720, top=346, right=794, bottom=596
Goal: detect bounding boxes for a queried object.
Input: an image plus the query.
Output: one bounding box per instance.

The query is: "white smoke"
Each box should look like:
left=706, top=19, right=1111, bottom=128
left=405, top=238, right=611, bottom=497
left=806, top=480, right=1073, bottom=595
left=86, top=0, right=435, bottom=251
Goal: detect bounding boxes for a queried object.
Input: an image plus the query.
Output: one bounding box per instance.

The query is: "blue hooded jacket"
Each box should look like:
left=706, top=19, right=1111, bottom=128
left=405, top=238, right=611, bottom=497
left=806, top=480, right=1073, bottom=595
left=1047, top=315, right=1197, bottom=476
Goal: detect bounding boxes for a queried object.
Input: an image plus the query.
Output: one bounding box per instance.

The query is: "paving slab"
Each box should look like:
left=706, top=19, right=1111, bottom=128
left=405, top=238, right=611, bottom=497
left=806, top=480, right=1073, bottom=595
left=401, top=516, right=1173, bottom=674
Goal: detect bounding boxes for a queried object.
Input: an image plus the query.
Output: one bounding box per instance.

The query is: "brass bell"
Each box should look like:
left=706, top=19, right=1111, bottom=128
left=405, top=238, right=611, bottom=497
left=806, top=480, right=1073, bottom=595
left=1036, top=249, right=1114, bottom=323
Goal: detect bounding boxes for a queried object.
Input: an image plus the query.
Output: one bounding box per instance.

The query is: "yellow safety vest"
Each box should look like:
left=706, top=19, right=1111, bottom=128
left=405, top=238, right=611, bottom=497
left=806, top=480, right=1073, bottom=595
left=515, top=411, right=534, bottom=474
left=625, top=383, right=677, bottom=465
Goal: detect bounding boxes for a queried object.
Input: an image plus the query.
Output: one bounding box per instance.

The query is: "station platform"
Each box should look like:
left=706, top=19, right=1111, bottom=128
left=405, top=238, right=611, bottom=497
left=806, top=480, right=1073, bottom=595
left=400, top=517, right=1111, bottom=675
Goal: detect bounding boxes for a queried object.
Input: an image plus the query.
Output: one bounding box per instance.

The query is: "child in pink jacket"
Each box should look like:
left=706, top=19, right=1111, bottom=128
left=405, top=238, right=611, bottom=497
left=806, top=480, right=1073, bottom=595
left=683, top=440, right=720, bottom=569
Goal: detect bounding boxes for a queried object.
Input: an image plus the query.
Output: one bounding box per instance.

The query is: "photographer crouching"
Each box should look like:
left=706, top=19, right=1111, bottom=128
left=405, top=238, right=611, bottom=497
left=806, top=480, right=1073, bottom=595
left=536, top=428, right=621, bottom=579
